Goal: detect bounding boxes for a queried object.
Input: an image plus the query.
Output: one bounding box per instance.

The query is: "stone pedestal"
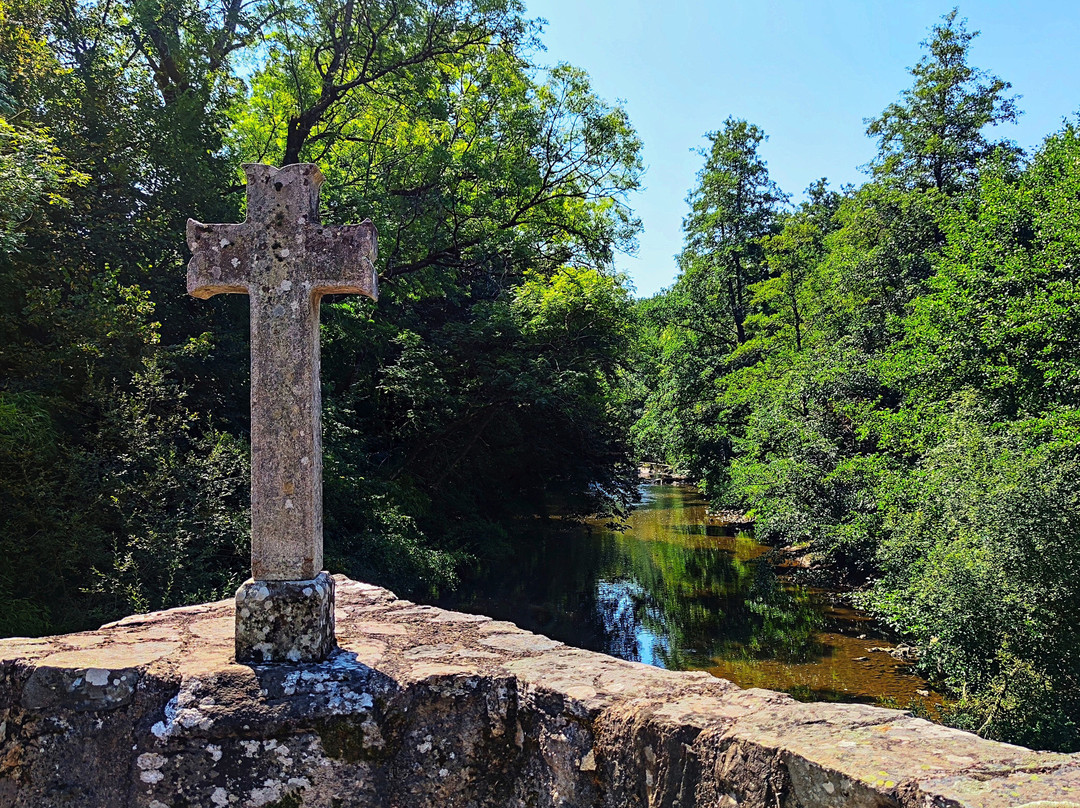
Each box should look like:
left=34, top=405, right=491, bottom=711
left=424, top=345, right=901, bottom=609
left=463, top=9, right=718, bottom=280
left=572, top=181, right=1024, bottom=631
left=234, top=572, right=335, bottom=663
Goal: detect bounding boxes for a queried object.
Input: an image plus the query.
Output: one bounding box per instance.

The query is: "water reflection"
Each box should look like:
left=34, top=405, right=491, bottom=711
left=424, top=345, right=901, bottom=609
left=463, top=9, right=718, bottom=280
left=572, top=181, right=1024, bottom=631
left=437, top=484, right=938, bottom=709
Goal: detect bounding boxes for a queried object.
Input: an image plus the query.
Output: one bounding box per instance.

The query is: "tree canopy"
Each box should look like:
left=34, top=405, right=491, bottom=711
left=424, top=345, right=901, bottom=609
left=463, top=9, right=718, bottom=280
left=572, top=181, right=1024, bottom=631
left=632, top=11, right=1080, bottom=751
left=0, top=0, right=642, bottom=630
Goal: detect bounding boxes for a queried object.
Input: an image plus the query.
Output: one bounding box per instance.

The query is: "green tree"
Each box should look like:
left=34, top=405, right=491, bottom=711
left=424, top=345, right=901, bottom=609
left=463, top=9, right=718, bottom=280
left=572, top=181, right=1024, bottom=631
left=631, top=119, right=785, bottom=494
left=752, top=179, right=841, bottom=354
left=0, top=121, right=82, bottom=252
left=679, top=118, right=786, bottom=346
left=230, top=2, right=645, bottom=584
left=865, top=8, right=1019, bottom=193
left=245, top=0, right=533, bottom=166
left=628, top=10, right=1080, bottom=752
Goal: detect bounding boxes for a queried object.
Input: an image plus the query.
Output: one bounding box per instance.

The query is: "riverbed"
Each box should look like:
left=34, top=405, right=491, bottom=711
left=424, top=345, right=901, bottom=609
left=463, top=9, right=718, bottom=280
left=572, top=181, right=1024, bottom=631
left=437, top=484, right=940, bottom=712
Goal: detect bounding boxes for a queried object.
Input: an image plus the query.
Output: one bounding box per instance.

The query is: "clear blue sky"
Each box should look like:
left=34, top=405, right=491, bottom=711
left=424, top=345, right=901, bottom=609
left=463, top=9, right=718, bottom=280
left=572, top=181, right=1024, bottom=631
left=523, top=0, right=1080, bottom=296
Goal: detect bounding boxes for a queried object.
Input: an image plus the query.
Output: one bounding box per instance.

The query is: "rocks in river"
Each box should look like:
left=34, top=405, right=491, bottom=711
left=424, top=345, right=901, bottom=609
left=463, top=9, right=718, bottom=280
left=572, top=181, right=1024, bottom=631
left=638, top=462, right=691, bottom=485
left=706, top=508, right=754, bottom=528
left=870, top=643, right=920, bottom=663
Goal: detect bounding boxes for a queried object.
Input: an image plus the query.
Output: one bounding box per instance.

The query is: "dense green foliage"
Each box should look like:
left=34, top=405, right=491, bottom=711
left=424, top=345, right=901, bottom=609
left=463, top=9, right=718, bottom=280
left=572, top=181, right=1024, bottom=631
left=4, top=0, right=1079, bottom=755
left=0, top=0, right=641, bottom=632
left=635, top=12, right=1080, bottom=750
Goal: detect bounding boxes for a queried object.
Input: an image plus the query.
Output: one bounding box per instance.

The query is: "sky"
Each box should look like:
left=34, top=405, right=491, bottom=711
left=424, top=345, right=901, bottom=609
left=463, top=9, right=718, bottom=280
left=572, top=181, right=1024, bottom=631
left=522, top=0, right=1080, bottom=297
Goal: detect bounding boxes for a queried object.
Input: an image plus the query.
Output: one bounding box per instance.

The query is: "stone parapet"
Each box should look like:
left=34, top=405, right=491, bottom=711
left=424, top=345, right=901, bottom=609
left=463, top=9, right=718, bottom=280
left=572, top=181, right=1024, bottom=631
left=0, top=576, right=1077, bottom=807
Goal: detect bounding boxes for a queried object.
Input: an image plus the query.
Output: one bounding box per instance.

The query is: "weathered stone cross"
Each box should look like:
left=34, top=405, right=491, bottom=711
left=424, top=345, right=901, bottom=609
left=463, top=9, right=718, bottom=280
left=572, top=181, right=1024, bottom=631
left=187, top=163, right=378, bottom=663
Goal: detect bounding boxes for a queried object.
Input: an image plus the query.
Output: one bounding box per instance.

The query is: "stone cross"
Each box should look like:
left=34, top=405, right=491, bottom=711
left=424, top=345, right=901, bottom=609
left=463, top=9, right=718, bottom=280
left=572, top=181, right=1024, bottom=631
left=186, top=163, right=378, bottom=663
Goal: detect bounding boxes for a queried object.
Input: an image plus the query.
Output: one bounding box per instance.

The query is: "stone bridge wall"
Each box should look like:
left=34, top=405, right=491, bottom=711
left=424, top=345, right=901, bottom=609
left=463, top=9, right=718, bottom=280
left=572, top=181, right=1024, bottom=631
left=0, top=576, right=1077, bottom=807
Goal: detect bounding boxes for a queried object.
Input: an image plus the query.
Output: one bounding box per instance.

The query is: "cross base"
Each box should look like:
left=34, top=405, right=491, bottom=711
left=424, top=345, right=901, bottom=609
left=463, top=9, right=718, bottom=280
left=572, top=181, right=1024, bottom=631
left=234, top=573, right=336, bottom=663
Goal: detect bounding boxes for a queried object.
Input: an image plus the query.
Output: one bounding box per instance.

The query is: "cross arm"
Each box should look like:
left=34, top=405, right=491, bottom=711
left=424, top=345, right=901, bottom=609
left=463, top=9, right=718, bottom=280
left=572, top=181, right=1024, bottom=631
left=187, top=219, right=255, bottom=299
left=306, top=220, right=379, bottom=300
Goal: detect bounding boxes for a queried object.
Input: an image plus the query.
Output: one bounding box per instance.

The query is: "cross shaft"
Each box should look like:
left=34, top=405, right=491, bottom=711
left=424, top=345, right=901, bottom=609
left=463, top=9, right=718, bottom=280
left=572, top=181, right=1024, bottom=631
left=187, top=163, right=377, bottom=582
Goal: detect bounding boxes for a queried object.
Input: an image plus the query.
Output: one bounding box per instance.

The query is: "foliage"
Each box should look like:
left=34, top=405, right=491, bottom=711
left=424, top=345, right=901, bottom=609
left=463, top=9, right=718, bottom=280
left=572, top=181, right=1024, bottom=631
left=679, top=118, right=786, bottom=347
left=864, top=8, right=1020, bottom=193
left=86, top=358, right=250, bottom=617
left=0, top=0, right=641, bottom=636
left=867, top=404, right=1080, bottom=749
left=631, top=119, right=786, bottom=496
left=633, top=11, right=1080, bottom=751
left=0, top=120, right=83, bottom=252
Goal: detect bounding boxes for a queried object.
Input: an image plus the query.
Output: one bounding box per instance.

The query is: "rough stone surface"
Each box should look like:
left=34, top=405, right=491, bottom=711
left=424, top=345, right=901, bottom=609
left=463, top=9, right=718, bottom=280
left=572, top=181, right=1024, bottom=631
left=1, top=576, right=1078, bottom=808
left=235, top=573, right=336, bottom=663
left=187, top=163, right=378, bottom=581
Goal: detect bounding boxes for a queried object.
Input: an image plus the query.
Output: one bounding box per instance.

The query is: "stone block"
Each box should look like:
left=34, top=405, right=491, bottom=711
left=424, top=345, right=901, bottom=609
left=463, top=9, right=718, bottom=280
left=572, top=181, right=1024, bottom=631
left=234, top=572, right=335, bottom=663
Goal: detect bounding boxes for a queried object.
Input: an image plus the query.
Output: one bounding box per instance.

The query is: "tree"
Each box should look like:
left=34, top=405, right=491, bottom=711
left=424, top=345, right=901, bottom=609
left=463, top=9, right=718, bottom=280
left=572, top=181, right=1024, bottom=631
left=753, top=179, right=841, bottom=353
left=249, top=0, right=533, bottom=165
left=679, top=118, right=785, bottom=346
left=0, top=0, right=646, bottom=631
left=627, top=12, right=1080, bottom=753
left=865, top=8, right=1020, bottom=193
left=233, top=5, right=644, bottom=579
left=124, top=0, right=273, bottom=106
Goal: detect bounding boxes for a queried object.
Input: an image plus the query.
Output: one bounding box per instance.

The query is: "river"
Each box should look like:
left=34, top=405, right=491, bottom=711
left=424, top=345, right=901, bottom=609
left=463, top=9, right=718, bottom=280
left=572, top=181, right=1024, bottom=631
left=437, top=483, right=940, bottom=712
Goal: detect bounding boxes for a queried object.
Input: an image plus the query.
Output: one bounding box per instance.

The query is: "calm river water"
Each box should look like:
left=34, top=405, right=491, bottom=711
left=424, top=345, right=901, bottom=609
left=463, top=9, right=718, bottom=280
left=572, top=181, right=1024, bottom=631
left=437, top=484, right=940, bottom=710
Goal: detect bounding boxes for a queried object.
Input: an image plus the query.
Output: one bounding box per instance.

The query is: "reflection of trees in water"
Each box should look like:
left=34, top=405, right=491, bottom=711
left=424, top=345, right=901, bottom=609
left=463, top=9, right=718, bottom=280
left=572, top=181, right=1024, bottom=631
left=439, top=487, right=825, bottom=671
left=738, top=561, right=825, bottom=662
left=590, top=532, right=825, bottom=669
left=595, top=580, right=671, bottom=665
